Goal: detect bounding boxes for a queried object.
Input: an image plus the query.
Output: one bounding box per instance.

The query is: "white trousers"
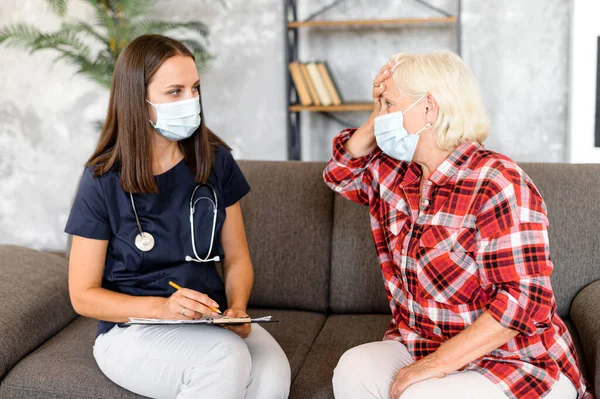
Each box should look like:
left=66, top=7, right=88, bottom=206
left=333, top=341, right=577, bottom=399
left=93, top=323, right=291, bottom=399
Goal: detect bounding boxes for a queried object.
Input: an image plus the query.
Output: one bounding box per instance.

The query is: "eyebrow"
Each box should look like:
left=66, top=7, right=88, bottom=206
left=164, top=81, right=200, bottom=90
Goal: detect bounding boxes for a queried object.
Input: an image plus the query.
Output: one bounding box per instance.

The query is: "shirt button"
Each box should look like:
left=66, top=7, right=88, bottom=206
left=423, top=199, right=429, bottom=206
left=335, top=186, right=342, bottom=192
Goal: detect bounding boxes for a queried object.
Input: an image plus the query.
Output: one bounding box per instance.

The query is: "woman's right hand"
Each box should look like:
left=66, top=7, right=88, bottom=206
left=369, top=60, right=394, bottom=122
left=155, top=288, right=221, bottom=320
left=345, top=61, right=394, bottom=158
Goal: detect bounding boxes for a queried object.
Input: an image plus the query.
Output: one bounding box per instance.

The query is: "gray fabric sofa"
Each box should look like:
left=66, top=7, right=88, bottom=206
left=0, top=161, right=599, bottom=398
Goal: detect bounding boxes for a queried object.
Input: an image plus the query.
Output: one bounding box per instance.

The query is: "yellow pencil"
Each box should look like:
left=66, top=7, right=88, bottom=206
left=168, top=281, right=222, bottom=314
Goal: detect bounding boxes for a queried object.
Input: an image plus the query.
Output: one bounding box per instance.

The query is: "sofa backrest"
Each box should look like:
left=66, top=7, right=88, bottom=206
left=0, top=246, right=77, bottom=380
left=327, top=162, right=600, bottom=317
left=64, top=161, right=600, bottom=318
left=329, top=195, right=389, bottom=313
left=238, top=161, right=334, bottom=313
left=520, top=163, right=600, bottom=317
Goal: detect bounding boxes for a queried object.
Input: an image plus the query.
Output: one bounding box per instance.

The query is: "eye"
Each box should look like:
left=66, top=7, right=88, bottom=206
left=386, top=101, right=393, bottom=107
left=169, top=88, right=180, bottom=96
left=193, top=85, right=200, bottom=92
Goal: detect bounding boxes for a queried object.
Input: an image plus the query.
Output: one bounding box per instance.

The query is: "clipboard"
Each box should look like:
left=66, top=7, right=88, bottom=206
left=123, top=315, right=277, bottom=326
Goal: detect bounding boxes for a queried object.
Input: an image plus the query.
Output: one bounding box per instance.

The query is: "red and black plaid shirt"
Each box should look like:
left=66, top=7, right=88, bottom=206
left=324, top=129, right=592, bottom=399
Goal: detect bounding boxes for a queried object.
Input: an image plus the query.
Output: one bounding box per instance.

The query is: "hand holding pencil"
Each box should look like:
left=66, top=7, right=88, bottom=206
left=154, top=281, right=222, bottom=320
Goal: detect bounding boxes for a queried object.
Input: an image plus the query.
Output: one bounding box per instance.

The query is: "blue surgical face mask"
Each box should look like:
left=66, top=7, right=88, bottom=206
left=147, top=96, right=201, bottom=141
left=374, top=94, right=430, bottom=162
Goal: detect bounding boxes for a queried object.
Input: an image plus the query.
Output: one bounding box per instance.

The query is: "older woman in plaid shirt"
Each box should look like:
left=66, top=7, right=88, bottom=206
left=324, top=50, right=592, bottom=399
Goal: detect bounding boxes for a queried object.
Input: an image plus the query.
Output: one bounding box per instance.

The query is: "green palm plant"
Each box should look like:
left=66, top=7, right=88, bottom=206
left=0, top=0, right=219, bottom=88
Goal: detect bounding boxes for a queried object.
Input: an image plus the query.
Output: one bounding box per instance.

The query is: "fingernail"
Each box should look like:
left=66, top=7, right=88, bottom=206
left=212, top=302, right=218, bottom=307
left=381, top=84, right=384, bottom=89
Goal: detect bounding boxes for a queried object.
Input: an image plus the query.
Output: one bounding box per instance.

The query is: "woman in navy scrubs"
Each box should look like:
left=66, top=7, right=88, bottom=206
left=65, top=34, right=290, bottom=399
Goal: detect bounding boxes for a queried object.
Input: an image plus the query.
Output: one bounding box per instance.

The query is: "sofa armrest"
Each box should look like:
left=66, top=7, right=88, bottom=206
left=0, top=245, right=77, bottom=380
left=571, top=279, right=600, bottom=395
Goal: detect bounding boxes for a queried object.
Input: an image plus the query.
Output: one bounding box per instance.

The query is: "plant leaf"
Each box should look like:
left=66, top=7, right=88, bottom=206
left=46, top=0, right=69, bottom=16
left=131, top=19, right=209, bottom=38
left=0, top=23, right=44, bottom=49
left=118, top=0, right=151, bottom=19
left=54, top=49, right=114, bottom=88
left=60, top=20, right=109, bottom=46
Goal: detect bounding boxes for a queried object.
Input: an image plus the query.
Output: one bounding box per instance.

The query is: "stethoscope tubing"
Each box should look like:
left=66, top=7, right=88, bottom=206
left=129, top=183, right=219, bottom=263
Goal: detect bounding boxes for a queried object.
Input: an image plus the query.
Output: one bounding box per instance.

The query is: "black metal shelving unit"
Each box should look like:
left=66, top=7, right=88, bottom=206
left=283, top=0, right=462, bottom=161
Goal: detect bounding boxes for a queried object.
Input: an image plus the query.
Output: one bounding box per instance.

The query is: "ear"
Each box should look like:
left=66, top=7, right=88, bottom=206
left=424, top=93, right=439, bottom=123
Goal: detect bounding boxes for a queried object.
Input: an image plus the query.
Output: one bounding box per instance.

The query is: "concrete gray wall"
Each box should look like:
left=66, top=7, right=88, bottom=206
left=0, top=0, right=570, bottom=251
left=299, top=0, right=570, bottom=161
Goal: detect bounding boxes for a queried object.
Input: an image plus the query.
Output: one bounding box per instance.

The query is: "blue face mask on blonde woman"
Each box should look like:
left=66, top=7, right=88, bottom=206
left=374, top=93, right=431, bottom=162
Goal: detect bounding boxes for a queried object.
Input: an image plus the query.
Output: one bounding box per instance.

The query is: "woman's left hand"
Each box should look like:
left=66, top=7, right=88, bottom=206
left=390, top=357, right=446, bottom=398
left=223, top=308, right=252, bottom=338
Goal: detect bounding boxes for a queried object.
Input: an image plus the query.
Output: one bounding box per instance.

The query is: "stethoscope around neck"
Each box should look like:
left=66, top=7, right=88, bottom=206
left=129, top=183, right=221, bottom=263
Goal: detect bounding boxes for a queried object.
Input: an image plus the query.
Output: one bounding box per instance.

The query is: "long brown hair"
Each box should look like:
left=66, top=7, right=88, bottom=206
left=87, top=34, right=230, bottom=193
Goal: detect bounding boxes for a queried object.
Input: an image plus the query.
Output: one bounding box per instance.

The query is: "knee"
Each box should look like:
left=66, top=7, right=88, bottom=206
left=189, top=330, right=251, bottom=384
left=258, top=356, right=291, bottom=398
left=247, top=338, right=291, bottom=398
left=216, top=333, right=252, bottom=373
left=398, top=379, right=442, bottom=399
left=183, top=335, right=252, bottom=398
left=333, top=346, right=374, bottom=389
left=255, top=376, right=290, bottom=399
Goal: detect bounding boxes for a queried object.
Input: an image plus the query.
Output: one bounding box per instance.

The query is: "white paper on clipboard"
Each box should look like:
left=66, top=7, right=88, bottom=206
left=124, top=315, right=275, bottom=326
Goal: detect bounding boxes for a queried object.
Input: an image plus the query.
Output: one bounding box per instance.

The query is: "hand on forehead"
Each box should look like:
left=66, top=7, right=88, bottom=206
left=381, top=75, right=400, bottom=101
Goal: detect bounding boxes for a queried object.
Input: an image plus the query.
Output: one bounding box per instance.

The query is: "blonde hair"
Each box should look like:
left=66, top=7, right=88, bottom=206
left=390, top=50, right=489, bottom=150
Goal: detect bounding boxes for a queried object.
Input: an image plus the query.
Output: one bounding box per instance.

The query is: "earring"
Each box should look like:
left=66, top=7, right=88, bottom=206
left=426, top=122, right=432, bottom=128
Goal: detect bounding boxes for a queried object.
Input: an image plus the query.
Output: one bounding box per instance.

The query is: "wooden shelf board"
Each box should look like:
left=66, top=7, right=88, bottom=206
left=290, top=103, right=373, bottom=112
left=288, top=16, right=457, bottom=28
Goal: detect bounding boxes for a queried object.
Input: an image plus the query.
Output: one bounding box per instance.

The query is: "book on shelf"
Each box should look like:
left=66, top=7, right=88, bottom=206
left=299, top=63, right=321, bottom=106
left=288, top=62, right=312, bottom=106
left=317, top=63, right=342, bottom=106
left=289, top=62, right=344, bottom=107
left=306, top=62, right=332, bottom=106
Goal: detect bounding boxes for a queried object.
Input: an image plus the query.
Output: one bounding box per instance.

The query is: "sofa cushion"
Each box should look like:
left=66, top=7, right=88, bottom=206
left=0, top=309, right=325, bottom=398
left=291, top=314, right=392, bottom=399
left=238, top=161, right=333, bottom=312
left=0, top=317, right=142, bottom=399
left=0, top=246, right=77, bottom=381
left=520, top=163, right=600, bottom=317
left=329, top=196, right=389, bottom=313
left=251, top=308, right=326, bottom=380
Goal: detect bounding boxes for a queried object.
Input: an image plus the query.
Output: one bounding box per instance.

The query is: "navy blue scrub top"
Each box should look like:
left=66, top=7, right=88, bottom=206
left=64, top=145, right=250, bottom=337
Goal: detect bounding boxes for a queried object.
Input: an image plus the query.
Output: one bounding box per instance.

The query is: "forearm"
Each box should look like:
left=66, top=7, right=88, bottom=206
left=426, top=311, right=519, bottom=374
left=223, top=259, right=254, bottom=311
left=345, top=118, right=377, bottom=158
left=323, top=128, right=380, bottom=206
left=71, top=287, right=164, bottom=323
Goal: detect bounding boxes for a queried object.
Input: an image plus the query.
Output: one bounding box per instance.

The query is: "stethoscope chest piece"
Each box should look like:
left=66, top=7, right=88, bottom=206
left=135, top=232, right=155, bottom=252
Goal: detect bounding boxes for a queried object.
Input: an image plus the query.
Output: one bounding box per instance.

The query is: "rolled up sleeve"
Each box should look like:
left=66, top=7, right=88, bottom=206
left=476, top=167, right=555, bottom=336
left=323, top=128, right=381, bottom=206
